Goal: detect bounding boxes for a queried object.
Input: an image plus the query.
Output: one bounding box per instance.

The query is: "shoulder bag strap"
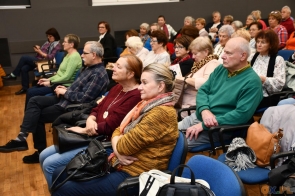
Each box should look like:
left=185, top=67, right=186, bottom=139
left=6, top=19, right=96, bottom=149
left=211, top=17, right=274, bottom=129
left=250, top=52, right=260, bottom=67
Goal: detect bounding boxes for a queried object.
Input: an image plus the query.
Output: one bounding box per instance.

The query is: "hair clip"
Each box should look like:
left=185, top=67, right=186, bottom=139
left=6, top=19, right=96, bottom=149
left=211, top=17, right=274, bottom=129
left=170, top=70, right=177, bottom=80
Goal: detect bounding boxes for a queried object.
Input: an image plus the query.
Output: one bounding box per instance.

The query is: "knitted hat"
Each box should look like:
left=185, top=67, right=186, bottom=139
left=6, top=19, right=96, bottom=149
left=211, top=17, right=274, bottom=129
left=225, top=137, right=257, bottom=171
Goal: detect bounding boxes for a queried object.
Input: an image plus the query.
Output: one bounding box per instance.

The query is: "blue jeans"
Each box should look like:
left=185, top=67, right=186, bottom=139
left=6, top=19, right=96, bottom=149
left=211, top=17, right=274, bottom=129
left=25, top=86, right=53, bottom=110
left=40, top=145, right=113, bottom=188
left=52, top=166, right=131, bottom=196
left=277, top=98, right=295, bottom=106
left=13, top=55, right=38, bottom=90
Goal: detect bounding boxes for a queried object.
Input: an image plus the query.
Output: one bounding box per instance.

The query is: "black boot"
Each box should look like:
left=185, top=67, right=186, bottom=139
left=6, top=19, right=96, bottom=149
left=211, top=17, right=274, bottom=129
left=2, top=74, right=16, bottom=80
left=0, top=140, right=28, bottom=152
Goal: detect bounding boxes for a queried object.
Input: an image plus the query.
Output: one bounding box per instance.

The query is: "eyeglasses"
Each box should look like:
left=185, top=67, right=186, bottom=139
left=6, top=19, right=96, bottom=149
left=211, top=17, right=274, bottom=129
left=271, top=11, right=279, bottom=14
left=150, top=40, right=158, bottom=43
left=82, top=52, right=91, bottom=55
left=63, top=41, right=69, bottom=44
left=98, top=26, right=106, bottom=29
left=173, top=46, right=185, bottom=49
left=249, top=28, right=259, bottom=32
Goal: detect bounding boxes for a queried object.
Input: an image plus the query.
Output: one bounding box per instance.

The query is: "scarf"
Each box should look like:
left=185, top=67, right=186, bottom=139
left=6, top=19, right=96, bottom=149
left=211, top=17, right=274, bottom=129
left=225, top=137, right=257, bottom=172
left=41, top=41, right=60, bottom=55
left=171, top=54, right=190, bottom=65
left=139, top=34, right=150, bottom=44
left=108, top=92, right=174, bottom=167
left=162, top=24, right=169, bottom=38
left=190, top=54, right=219, bottom=74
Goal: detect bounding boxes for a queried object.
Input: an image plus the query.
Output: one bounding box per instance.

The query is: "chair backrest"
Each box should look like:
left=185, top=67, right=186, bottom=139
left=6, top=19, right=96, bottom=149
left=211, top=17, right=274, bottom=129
left=167, top=131, right=188, bottom=176
left=116, top=47, right=123, bottom=57
left=278, top=50, right=293, bottom=61
left=182, top=155, right=246, bottom=196
left=54, top=50, right=66, bottom=67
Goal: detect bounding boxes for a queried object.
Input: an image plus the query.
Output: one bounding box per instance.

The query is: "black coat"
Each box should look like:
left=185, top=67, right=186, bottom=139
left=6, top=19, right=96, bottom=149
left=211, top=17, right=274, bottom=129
left=100, top=33, right=117, bottom=58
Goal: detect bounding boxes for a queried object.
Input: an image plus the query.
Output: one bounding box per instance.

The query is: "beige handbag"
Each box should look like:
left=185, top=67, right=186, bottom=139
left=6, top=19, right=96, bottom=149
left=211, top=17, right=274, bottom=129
left=35, top=60, right=50, bottom=73
left=246, top=122, right=283, bottom=167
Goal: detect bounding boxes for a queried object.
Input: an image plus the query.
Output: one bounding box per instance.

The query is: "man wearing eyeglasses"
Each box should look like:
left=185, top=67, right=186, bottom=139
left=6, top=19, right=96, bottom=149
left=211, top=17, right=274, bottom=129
left=0, top=41, right=109, bottom=164
left=281, top=6, right=295, bottom=36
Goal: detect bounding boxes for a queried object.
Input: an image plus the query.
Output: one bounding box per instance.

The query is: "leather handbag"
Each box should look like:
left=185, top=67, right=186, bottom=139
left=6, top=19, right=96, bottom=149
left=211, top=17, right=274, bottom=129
left=173, top=73, right=192, bottom=109
left=50, top=137, right=109, bottom=193
left=246, top=122, right=283, bottom=167
left=52, top=124, right=97, bottom=153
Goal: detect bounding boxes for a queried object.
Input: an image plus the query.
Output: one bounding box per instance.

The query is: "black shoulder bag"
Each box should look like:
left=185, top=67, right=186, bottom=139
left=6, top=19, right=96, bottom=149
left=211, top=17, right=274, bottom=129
left=50, top=137, right=109, bottom=193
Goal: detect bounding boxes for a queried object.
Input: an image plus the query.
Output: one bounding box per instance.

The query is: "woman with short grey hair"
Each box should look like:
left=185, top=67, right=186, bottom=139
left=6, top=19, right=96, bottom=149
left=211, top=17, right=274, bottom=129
left=125, top=36, right=149, bottom=61
left=139, top=23, right=151, bottom=51
left=231, top=20, right=243, bottom=31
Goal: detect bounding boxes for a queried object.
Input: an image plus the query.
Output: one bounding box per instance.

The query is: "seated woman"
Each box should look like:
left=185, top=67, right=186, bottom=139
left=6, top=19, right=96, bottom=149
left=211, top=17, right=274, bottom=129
left=173, top=16, right=195, bottom=41
left=231, top=28, right=251, bottom=42
left=125, top=36, right=149, bottom=62
left=50, top=63, right=178, bottom=196
left=25, top=34, right=82, bottom=108
left=195, top=18, right=209, bottom=37
left=249, top=29, right=286, bottom=108
left=40, top=55, right=143, bottom=187
left=97, top=21, right=117, bottom=58
left=268, top=11, right=288, bottom=50
left=244, top=14, right=257, bottom=30
left=223, top=15, right=234, bottom=25
left=181, top=36, right=219, bottom=109
left=171, top=35, right=194, bottom=76
left=139, top=23, right=151, bottom=51
left=251, top=10, right=267, bottom=30
left=143, top=30, right=170, bottom=67
left=157, top=15, right=177, bottom=40
left=2, top=28, right=61, bottom=95
left=213, top=25, right=235, bottom=63
left=248, top=22, right=263, bottom=53
left=231, top=20, right=243, bottom=31
left=120, top=29, right=139, bottom=56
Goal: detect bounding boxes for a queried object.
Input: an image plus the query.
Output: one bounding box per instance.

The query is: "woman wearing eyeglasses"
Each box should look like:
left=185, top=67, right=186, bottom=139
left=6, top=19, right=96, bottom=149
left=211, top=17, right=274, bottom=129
left=97, top=21, right=117, bottom=58
left=142, top=30, right=170, bottom=67
left=171, top=35, right=194, bottom=76
left=268, top=11, right=288, bottom=50
left=180, top=36, right=219, bottom=110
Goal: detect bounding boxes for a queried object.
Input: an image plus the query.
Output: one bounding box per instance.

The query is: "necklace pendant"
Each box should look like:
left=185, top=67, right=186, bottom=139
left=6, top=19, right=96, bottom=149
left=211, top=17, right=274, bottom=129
left=103, top=111, right=109, bottom=119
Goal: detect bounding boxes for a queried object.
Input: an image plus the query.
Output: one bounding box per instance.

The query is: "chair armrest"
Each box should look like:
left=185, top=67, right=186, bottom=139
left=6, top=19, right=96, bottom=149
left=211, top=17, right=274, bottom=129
left=177, top=106, right=196, bottom=121
left=117, top=176, right=139, bottom=196
left=270, top=151, right=295, bottom=169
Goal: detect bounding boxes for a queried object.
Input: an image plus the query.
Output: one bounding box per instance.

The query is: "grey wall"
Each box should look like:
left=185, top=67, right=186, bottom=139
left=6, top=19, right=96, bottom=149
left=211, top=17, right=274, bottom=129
left=0, top=0, right=294, bottom=68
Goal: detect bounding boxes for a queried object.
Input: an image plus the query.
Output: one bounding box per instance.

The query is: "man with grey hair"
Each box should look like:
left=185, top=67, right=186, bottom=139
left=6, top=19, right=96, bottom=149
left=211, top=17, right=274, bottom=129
left=281, top=5, right=295, bottom=36
left=0, top=41, right=109, bottom=163
left=178, top=37, right=263, bottom=150
left=213, top=24, right=235, bottom=63
left=205, top=11, right=223, bottom=43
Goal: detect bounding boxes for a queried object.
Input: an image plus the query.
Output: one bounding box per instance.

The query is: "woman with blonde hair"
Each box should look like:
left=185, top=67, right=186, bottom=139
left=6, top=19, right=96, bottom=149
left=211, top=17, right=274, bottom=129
left=251, top=10, right=267, bottom=30
left=195, top=18, right=208, bottom=37
left=51, top=63, right=178, bottom=196
left=125, top=36, right=149, bottom=61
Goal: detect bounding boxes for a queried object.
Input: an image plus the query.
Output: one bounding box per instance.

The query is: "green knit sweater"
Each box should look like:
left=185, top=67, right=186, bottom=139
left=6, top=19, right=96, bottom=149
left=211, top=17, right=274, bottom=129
left=49, top=51, right=82, bottom=86
left=197, top=65, right=263, bottom=130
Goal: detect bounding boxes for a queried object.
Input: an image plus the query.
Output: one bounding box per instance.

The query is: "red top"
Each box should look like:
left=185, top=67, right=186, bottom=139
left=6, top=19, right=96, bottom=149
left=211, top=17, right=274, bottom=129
left=90, top=84, right=141, bottom=140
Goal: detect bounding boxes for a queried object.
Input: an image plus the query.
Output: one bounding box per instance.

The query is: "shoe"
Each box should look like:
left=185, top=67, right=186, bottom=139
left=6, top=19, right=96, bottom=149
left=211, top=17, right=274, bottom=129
left=15, top=89, right=27, bottom=95
left=2, top=74, right=16, bottom=80
left=23, top=151, right=39, bottom=164
left=0, top=140, right=28, bottom=153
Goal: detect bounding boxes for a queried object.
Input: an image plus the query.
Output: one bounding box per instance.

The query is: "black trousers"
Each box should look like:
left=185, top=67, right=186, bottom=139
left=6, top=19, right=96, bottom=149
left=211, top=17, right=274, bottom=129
left=20, top=96, right=65, bottom=152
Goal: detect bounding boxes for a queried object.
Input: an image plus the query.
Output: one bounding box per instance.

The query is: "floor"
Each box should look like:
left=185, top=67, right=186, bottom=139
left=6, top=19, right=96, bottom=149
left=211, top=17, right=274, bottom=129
left=0, top=85, right=264, bottom=196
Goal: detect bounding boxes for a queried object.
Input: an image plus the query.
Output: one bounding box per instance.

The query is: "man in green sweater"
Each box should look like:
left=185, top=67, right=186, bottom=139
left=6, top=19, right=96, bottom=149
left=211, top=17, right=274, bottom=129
left=179, top=37, right=263, bottom=150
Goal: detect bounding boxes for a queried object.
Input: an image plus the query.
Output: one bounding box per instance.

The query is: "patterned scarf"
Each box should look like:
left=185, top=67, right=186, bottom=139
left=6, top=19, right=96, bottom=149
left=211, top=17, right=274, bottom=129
left=171, top=54, right=190, bottom=65
left=190, top=54, right=219, bottom=74
left=120, top=92, right=174, bottom=134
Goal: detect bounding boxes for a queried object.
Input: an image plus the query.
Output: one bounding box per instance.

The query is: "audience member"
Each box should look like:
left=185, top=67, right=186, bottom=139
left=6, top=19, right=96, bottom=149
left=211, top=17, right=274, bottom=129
left=180, top=37, right=219, bottom=109
left=285, top=29, right=295, bottom=50
left=2, top=28, right=61, bottom=95
left=97, top=21, right=117, bottom=58
left=205, top=11, right=223, bottom=41
left=40, top=55, right=142, bottom=187
left=281, top=6, right=295, bottom=36
left=150, top=23, right=160, bottom=33
left=157, top=15, right=177, bottom=40
left=51, top=63, right=178, bottom=196
left=178, top=37, right=263, bottom=150
left=25, top=34, right=82, bottom=109
left=171, top=35, right=194, bottom=76
left=196, top=18, right=209, bottom=37
left=248, top=22, right=263, bottom=53
left=244, top=14, right=257, bottom=30
left=251, top=10, right=267, bottom=29
left=231, top=20, right=243, bottom=31
left=223, top=15, right=234, bottom=25
left=249, top=30, right=286, bottom=108
left=0, top=41, right=109, bottom=164
left=139, top=23, right=152, bottom=50
left=143, top=30, right=170, bottom=67
left=125, top=36, right=149, bottom=62
left=231, top=28, right=251, bottom=42
left=173, top=16, right=195, bottom=41
left=120, top=29, right=139, bottom=56
left=179, top=26, right=199, bottom=39
left=213, top=25, right=235, bottom=63
left=268, top=11, right=288, bottom=49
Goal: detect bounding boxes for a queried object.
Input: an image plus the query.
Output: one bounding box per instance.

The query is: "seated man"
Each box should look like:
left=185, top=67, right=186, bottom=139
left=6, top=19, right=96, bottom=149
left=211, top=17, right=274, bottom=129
left=178, top=37, right=263, bottom=150
left=0, top=41, right=109, bottom=163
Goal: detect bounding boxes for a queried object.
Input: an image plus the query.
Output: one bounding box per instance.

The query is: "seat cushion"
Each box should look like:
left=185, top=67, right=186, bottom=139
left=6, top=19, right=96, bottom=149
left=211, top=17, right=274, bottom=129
left=218, top=153, right=270, bottom=184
